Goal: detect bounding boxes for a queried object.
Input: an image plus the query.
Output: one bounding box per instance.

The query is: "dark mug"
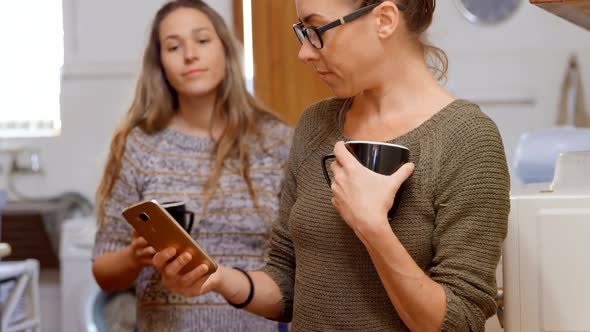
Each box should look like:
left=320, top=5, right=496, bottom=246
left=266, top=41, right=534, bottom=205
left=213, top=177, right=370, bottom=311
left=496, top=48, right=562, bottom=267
left=161, top=201, right=195, bottom=233
left=321, top=141, right=410, bottom=219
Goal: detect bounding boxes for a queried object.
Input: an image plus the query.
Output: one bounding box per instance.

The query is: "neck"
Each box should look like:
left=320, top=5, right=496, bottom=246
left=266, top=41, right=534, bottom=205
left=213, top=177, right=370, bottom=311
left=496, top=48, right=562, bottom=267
left=171, top=92, right=222, bottom=137
left=355, top=45, right=453, bottom=117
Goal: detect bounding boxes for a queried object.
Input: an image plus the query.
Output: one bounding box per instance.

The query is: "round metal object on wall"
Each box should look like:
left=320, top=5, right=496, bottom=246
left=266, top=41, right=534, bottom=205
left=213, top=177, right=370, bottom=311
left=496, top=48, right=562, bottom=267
left=454, top=0, right=520, bottom=24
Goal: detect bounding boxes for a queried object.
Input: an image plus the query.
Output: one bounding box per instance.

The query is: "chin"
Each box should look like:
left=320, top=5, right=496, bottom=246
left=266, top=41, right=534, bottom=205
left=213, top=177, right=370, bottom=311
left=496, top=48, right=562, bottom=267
left=179, top=84, right=218, bottom=98
left=328, top=84, right=359, bottom=99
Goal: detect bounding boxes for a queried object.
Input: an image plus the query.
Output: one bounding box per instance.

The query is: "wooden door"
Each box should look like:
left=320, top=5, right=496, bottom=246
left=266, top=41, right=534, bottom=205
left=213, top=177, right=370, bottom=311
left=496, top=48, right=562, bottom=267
left=234, top=0, right=334, bottom=125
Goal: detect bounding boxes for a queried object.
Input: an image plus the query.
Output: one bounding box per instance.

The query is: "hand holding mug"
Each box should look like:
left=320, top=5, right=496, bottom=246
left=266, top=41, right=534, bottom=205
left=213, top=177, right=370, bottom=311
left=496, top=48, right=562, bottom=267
left=322, top=141, right=413, bottom=229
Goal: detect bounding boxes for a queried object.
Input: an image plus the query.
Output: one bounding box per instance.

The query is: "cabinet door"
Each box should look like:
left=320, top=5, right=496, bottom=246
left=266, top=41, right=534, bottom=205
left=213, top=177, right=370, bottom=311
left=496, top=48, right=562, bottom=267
left=236, top=0, right=334, bottom=125
left=530, top=0, right=590, bottom=30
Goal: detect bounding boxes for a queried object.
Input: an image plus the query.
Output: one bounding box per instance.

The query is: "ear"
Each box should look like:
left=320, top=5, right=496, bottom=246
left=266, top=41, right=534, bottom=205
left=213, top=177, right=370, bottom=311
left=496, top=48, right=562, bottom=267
left=373, top=1, right=401, bottom=39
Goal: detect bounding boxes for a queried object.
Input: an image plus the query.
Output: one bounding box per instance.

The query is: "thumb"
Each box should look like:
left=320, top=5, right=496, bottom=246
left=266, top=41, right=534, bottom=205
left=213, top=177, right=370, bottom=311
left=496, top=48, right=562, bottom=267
left=388, top=162, right=415, bottom=191
left=333, top=141, right=359, bottom=168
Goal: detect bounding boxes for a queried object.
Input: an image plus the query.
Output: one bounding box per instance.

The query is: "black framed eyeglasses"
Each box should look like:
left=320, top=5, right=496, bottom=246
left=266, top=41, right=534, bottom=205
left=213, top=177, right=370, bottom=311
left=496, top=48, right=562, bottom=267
left=293, top=2, right=405, bottom=49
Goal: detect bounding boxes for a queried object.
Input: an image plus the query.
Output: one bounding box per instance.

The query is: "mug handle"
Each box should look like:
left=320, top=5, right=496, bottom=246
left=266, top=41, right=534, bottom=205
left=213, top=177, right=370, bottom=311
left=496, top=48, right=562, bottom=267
left=321, top=154, right=336, bottom=187
left=184, top=211, right=195, bottom=233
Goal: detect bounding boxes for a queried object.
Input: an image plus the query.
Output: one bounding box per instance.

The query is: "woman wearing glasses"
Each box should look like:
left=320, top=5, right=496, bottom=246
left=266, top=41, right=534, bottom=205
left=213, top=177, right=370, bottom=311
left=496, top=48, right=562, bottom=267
left=154, top=1, right=510, bottom=331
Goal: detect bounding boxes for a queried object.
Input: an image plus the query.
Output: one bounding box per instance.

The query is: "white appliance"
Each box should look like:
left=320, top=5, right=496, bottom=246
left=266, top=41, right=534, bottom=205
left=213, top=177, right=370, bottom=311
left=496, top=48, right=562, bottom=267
left=513, top=127, right=590, bottom=183
left=59, top=216, right=101, bottom=332
left=503, top=151, right=590, bottom=331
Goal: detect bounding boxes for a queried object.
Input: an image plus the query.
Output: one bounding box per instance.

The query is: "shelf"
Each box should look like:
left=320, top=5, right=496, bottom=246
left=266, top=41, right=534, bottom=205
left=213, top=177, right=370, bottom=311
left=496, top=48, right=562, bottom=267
left=530, top=0, right=590, bottom=30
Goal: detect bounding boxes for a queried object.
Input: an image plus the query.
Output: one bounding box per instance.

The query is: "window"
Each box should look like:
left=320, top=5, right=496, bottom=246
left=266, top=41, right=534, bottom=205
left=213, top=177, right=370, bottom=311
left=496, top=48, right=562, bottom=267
left=0, top=2, right=63, bottom=137
left=242, top=0, right=254, bottom=93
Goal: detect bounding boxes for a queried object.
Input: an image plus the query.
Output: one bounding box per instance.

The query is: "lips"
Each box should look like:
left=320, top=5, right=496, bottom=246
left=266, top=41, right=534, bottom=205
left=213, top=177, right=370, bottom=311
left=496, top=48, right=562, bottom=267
left=317, top=70, right=334, bottom=80
left=183, top=68, right=207, bottom=77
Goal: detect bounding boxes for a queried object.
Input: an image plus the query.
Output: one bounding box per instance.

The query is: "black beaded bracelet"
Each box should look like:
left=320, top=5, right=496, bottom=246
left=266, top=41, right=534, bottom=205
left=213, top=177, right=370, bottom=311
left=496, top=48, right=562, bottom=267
left=227, top=267, right=254, bottom=309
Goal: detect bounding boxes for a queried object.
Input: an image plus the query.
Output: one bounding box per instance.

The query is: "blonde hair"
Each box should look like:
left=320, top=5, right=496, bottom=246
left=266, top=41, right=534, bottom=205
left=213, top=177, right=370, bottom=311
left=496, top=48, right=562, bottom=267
left=96, top=0, right=280, bottom=222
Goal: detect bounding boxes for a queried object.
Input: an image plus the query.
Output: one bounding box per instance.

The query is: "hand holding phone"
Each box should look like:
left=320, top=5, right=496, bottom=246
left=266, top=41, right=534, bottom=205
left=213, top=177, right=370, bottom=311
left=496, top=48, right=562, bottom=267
left=128, top=230, right=156, bottom=268
left=122, top=199, right=217, bottom=275
left=152, top=247, right=221, bottom=298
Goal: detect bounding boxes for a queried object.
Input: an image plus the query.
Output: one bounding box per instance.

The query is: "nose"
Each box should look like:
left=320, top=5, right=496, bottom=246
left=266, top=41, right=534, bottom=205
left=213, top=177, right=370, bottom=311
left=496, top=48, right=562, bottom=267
left=297, top=39, right=319, bottom=64
left=183, top=42, right=199, bottom=62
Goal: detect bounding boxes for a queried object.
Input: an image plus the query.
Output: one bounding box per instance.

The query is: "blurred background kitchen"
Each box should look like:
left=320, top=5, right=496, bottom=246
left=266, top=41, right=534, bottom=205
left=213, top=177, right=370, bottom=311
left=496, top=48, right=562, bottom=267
left=0, top=0, right=589, bottom=331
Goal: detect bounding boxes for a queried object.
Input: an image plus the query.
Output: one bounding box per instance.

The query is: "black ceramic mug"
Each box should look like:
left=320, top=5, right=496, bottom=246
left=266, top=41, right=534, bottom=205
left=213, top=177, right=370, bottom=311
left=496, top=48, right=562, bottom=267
left=321, top=141, right=410, bottom=218
left=161, top=201, right=195, bottom=233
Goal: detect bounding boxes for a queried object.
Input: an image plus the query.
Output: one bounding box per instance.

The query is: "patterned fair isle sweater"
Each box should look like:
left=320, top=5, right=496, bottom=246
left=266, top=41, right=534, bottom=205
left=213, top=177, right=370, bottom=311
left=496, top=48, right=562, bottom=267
left=262, top=98, right=510, bottom=332
left=93, top=117, right=292, bottom=332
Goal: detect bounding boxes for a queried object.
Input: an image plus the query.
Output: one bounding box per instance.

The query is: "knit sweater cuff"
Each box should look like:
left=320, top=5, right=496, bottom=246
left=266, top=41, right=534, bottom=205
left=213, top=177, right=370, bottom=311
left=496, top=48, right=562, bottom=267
left=261, top=265, right=294, bottom=322
left=440, top=285, right=469, bottom=332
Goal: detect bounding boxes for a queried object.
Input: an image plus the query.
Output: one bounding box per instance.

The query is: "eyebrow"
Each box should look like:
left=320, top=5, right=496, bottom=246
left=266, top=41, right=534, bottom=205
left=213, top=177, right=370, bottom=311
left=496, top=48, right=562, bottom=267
left=300, top=13, right=326, bottom=25
left=163, top=27, right=210, bottom=41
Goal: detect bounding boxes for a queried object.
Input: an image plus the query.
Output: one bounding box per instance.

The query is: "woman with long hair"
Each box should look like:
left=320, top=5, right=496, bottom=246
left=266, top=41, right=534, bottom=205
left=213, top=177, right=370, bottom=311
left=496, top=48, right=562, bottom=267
left=92, top=1, right=292, bottom=331
left=154, top=0, right=510, bottom=331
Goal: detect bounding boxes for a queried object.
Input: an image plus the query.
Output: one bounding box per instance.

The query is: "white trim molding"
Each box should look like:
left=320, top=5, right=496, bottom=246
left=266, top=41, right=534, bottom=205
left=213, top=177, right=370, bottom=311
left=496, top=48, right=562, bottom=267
left=62, top=62, right=139, bottom=80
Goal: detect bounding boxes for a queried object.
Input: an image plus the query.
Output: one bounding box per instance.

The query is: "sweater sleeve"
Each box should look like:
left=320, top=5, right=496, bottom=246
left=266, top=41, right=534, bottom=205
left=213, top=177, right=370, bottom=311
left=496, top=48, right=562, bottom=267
left=261, top=164, right=297, bottom=322
left=93, top=135, right=144, bottom=258
left=260, top=117, right=300, bottom=321
left=430, top=112, right=510, bottom=332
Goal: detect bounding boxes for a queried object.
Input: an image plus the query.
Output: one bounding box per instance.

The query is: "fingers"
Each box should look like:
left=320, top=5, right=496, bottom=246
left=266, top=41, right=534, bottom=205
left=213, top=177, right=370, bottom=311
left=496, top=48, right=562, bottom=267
left=131, top=236, right=148, bottom=249
left=389, top=162, right=415, bottom=189
left=161, top=264, right=213, bottom=297
left=164, top=252, right=192, bottom=277
left=333, top=141, right=360, bottom=170
left=178, top=264, right=210, bottom=288
left=329, top=159, right=343, bottom=182
left=331, top=197, right=338, bottom=209
left=139, top=257, right=155, bottom=266
left=153, top=247, right=177, bottom=270
left=150, top=247, right=215, bottom=297
left=137, top=246, right=156, bottom=257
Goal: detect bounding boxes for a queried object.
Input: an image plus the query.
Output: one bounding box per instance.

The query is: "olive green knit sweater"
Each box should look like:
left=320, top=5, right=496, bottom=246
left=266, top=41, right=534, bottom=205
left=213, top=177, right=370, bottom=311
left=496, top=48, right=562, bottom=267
left=262, top=98, right=510, bottom=332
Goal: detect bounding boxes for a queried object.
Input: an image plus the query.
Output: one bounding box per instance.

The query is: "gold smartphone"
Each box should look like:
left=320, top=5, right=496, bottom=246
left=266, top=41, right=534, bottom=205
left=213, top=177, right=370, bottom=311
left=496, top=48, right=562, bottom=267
left=122, top=199, right=217, bottom=275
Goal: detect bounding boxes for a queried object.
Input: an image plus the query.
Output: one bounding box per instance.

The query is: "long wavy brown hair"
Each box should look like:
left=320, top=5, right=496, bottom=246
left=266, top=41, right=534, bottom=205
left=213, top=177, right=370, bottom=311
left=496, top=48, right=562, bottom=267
left=96, top=0, right=279, bottom=222
left=356, top=0, right=448, bottom=81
